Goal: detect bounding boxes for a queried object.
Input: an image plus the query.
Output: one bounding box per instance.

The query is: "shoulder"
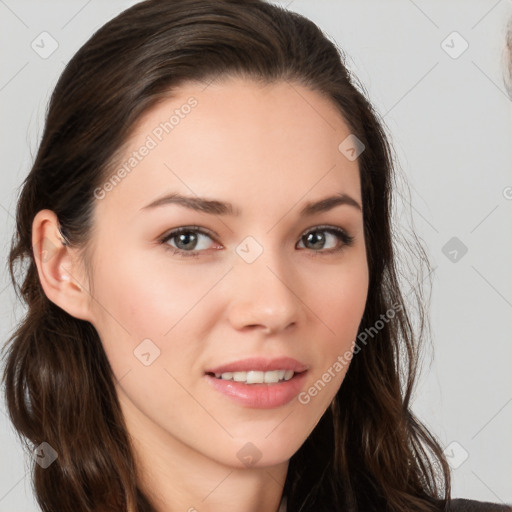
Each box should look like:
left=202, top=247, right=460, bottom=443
left=449, top=498, right=512, bottom=511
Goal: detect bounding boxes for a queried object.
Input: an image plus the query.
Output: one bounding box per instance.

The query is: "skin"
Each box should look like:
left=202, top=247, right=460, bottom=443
left=33, top=77, right=369, bottom=512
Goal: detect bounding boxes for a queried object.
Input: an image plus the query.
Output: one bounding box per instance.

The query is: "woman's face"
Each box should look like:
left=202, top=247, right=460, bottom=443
left=83, top=77, right=368, bottom=470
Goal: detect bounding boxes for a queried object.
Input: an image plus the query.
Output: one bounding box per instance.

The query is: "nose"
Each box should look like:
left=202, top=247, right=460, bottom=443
left=226, top=248, right=304, bottom=335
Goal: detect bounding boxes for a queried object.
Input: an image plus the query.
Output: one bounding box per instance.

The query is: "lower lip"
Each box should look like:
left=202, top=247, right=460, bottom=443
left=204, top=372, right=308, bottom=409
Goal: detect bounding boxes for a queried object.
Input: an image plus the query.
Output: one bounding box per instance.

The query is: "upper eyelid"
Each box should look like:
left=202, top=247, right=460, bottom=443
left=159, top=225, right=218, bottom=241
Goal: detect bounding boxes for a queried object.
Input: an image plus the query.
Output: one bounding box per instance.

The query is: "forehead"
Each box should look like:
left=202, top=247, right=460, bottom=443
left=95, top=77, right=361, bottom=219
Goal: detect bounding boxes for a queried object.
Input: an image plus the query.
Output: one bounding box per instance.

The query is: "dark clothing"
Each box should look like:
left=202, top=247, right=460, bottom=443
left=449, top=499, right=512, bottom=511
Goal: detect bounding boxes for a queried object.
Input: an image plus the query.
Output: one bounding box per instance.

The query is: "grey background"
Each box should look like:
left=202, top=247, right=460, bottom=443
left=1, top=0, right=511, bottom=510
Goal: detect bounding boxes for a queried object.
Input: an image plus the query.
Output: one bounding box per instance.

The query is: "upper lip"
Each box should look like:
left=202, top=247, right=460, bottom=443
left=206, top=357, right=309, bottom=375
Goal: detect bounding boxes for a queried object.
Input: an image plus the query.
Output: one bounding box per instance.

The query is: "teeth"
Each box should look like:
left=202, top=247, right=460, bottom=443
left=212, top=369, right=296, bottom=384
left=283, top=369, right=294, bottom=381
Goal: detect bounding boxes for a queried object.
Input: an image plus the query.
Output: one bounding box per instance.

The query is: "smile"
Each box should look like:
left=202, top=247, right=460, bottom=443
left=204, top=369, right=308, bottom=408
left=210, top=369, right=296, bottom=384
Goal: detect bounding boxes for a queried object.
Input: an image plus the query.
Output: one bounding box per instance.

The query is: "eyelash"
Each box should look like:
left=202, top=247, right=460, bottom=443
left=158, top=225, right=355, bottom=259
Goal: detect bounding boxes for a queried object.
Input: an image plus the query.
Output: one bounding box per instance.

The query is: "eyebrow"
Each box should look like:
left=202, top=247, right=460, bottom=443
left=140, top=191, right=362, bottom=216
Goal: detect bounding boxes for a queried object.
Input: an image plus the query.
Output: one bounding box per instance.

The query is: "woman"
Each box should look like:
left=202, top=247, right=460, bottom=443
left=2, top=1, right=510, bottom=511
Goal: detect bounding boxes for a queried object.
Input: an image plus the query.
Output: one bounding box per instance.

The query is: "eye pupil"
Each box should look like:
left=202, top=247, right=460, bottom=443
left=305, top=231, right=325, bottom=250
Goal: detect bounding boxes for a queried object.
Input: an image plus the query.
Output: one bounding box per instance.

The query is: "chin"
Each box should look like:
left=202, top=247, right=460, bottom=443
left=218, top=436, right=303, bottom=470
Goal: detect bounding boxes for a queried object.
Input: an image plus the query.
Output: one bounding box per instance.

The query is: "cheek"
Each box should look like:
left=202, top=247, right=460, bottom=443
left=92, top=250, right=212, bottom=333
left=88, top=250, right=228, bottom=377
left=292, top=261, right=368, bottom=431
left=314, top=259, right=369, bottom=346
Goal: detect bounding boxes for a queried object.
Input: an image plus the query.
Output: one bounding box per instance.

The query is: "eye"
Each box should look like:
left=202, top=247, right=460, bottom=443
left=158, top=224, right=355, bottom=259
left=297, top=226, right=354, bottom=254
left=158, top=226, right=220, bottom=258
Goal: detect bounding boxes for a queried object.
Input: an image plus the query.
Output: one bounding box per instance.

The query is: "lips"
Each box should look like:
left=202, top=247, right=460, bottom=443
left=204, top=370, right=308, bottom=408
left=204, top=357, right=309, bottom=408
left=205, top=356, right=309, bottom=375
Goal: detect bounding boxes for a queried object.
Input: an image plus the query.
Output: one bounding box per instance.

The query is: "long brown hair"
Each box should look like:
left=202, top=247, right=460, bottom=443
left=2, top=0, right=452, bottom=510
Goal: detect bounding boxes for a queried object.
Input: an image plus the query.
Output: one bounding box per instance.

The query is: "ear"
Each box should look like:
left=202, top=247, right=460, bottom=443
left=32, top=209, right=94, bottom=322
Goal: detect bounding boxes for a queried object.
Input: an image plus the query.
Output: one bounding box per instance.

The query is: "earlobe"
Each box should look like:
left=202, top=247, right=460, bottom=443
left=32, top=209, right=93, bottom=322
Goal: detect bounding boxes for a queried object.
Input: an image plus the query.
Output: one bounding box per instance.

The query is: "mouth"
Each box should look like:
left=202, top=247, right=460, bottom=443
left=203, top=357, right=309, bottom=408
left=205, top=369, right=305, bottom=384
left=204, top=356, right=309, bottom=384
